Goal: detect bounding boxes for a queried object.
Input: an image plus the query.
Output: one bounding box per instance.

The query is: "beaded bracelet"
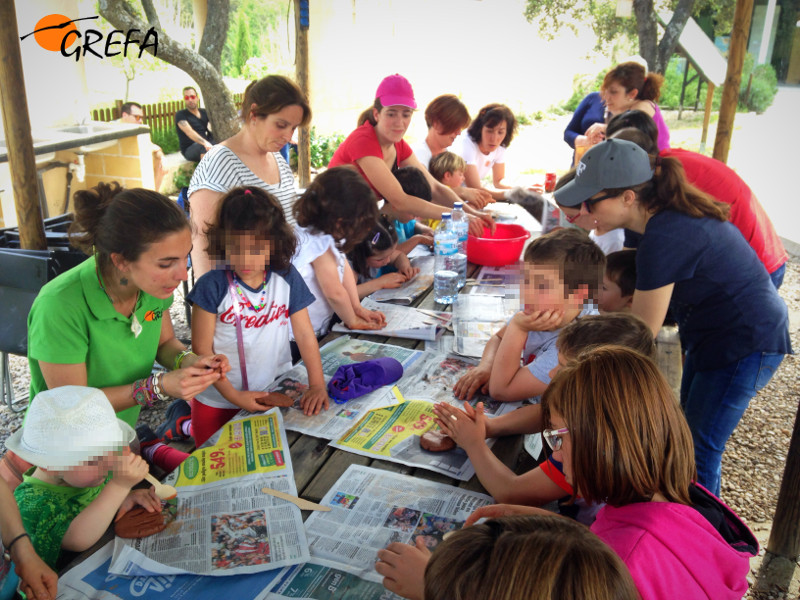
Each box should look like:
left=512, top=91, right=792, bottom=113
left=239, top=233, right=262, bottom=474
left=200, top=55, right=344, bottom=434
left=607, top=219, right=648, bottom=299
left=174, top=350, right=197, bottom=371
left=132, top=377, right=154, bottom=408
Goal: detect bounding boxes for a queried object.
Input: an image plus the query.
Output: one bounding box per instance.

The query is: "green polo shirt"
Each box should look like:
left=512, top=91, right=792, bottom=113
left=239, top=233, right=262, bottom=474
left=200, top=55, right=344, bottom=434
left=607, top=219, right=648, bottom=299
left=27, top=256, right=173, bottom=427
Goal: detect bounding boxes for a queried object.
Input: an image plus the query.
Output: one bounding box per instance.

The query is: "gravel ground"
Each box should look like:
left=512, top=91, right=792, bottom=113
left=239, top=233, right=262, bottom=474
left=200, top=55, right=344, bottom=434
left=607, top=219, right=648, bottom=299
left=2, top=258, right=798, bottom=596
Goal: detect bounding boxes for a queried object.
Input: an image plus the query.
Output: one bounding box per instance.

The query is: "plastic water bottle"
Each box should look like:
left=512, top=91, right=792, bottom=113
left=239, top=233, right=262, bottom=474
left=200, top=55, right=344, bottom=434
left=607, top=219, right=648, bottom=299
left=451, top=202, right=469, bottom=289
left=434, top=213, right=459, bottom=304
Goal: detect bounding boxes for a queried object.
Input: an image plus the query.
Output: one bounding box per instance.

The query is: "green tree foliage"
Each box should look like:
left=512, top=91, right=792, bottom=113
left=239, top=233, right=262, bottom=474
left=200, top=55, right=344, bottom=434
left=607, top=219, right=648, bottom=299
left=221, top=0, right=293, bottom=78
left=524, top=0, right=733, bottom=72
left=232, top=12, right=253, bottom=77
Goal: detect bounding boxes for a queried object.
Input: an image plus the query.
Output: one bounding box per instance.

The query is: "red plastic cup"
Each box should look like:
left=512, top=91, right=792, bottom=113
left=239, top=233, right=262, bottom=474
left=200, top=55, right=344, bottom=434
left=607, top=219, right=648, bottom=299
left=544, top=172, right=557, bottom=193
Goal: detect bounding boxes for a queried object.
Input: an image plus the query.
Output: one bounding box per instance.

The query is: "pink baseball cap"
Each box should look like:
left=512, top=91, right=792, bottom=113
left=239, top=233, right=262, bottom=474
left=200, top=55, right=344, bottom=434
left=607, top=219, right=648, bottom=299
left=375, top=74, right=417, bottom=109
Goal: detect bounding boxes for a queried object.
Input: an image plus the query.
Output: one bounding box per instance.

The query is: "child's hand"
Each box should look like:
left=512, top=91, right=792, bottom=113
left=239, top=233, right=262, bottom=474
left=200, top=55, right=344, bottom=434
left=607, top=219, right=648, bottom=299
left=453, top=364, right=491, bottom=401
left=433, top=402, right=486, bottom=451
left=398, top=264, right=420, bottom=280
left=115, top=486, right=162, bottom=521
left=299, top=385, right=329, bottom=416
left=234, top=390, right=277, bottom=413
left=12, top=539, right=58, bottom=600
left=375, top=537, right=431, bottom=600
left=355, top=307, right=387, bottom=328
left=411, top=233, right=434, bottom=248
left=346, top=315, right=384, bottom=331
left=110, top=452, right=149, bottom=490
left=468, top=213, right=496, bottom=236
left=378, top=273, right=408, bottom=290
left=511, top=309, right=563, bottom=332
left=464, top=503, right=551, bottom=527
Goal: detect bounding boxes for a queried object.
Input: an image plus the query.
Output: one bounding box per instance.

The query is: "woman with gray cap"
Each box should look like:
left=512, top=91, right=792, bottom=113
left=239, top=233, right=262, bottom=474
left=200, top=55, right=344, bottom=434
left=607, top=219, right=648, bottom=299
left=553, top=138, right=791, bottom=497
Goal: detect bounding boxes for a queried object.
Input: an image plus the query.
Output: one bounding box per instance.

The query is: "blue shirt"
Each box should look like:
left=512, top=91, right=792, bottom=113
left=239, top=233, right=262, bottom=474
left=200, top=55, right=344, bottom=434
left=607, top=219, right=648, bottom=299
left=636, top=211, right=791, bottom=370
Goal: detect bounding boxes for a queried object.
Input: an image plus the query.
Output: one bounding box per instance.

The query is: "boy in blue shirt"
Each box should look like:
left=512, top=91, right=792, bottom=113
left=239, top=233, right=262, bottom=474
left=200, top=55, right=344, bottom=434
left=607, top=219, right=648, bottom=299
left=453, top=228, right=604, bottom=425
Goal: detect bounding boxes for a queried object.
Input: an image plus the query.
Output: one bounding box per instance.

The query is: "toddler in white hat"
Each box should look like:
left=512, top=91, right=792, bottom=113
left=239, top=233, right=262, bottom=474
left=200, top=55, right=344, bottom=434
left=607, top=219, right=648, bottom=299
left=7, top=386, right=161, bottom=569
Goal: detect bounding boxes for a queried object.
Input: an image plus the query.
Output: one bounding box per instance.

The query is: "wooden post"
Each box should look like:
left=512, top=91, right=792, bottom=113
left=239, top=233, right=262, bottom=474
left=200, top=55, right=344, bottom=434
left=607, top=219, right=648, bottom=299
left=713, top=0, right=754, bottom=163
left=0, top=0, right=46, bottom=249
left=699, top=82, right=715, bottom=154
left=766, top=401, right=800, bottom=560
left=294, top=0, right=311, bottom=188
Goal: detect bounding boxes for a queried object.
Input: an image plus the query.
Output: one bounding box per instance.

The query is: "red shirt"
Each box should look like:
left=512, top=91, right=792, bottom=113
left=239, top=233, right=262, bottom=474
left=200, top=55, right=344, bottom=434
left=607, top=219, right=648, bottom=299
left=328, top=122, right=413, bottom=198
left=662, top=148, right=787, bottom=273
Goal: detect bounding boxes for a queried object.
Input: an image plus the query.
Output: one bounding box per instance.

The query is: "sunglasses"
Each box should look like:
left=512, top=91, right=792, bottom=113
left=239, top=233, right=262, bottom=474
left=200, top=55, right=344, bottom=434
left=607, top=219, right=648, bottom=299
left=542, top=427, right=570, bottom=452
left=184, top=94, right=197, bottom=100
left=131, top=114, right=144, bottom=122
left=582, top=192, right=618, bottom=213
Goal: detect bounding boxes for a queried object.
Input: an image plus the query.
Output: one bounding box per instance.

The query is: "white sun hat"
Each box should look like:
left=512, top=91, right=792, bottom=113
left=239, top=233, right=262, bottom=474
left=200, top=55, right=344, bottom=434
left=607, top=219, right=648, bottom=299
left=5, top=386, right=135, bottom=470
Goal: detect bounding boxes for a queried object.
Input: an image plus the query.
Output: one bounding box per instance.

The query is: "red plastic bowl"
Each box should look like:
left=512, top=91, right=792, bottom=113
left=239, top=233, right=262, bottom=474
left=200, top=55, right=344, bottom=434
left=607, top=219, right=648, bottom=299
left=467, top=223, right=531, bottom=266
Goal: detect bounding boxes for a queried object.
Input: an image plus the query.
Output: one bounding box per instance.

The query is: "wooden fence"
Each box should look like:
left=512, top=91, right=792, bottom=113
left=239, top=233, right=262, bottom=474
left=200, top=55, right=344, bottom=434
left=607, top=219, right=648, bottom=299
left=92, top=94, right=243, bottom=131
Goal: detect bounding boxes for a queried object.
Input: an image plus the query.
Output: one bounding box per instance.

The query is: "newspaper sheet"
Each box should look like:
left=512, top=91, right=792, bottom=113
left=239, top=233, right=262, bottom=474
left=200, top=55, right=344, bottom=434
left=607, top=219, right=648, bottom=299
left=295, top=465, right=492, bottom=586
left=267, top=558, right=402, bottom=600
left=269, top=337, right=425, bottom=440
left=330, top=394, right=477, bottom=480
left=108, top=410, right=310, bottom=577
left=467, top=264, right=523, bottom=298
left=452, top=295, right=518, bottom=358
left=56, top=541, right=282, bottom=600
left=369, top=256, right=435, bottom=305
left=395, top=349, right=522, bottom=418
left=332, top=298, right=448, bottom=341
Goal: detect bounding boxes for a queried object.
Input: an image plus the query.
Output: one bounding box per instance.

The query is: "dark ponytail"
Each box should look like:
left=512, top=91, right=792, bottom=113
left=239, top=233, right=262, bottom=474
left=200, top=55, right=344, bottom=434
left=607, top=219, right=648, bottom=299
left=605, top=156, right=729, bottom=220
left=357, top=99, right=382, bottom=127
left=347, top=215, right=398, bottom=279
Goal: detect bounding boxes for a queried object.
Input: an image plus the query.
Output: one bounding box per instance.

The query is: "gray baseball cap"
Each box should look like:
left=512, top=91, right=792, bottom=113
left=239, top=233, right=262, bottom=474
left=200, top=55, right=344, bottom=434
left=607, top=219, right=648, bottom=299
left=554, top=138, right=653, bottom=208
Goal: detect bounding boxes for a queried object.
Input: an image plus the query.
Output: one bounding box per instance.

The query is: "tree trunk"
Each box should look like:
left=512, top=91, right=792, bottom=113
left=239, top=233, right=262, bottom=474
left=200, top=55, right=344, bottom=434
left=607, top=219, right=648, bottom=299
left=633, top=0, right=658, bottom=72
left=656, top=0, right=697, bottom=73
left=98, top=0, right=238, bottom=140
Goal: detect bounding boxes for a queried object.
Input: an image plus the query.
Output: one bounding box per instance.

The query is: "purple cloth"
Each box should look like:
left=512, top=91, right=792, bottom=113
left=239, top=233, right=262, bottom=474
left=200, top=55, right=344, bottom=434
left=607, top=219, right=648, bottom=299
left=327, top=357, right=404, bottom=402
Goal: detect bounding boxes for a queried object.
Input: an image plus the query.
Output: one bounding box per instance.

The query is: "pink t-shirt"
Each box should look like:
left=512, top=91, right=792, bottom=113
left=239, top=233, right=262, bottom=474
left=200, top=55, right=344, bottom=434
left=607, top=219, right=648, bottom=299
left=328, top=122, right=413, bottom=198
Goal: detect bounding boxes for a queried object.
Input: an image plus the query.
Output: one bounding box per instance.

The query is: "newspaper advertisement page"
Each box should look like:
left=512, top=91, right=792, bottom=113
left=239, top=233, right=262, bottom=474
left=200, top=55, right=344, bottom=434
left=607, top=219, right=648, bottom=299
left=369, top=255, right=434, bottom=305
left=270, top=337, right=424, bottom=440
left=267, top=558, right=401, bottom=600
left=296, top=465, right=492, bottom=585
left=109, top=410, right=310, bottom=577
left=57, top=541, right=281, bottom=600
left=330, top=391, right=475, bottom=480
left=395, top=350, right=522, bottom=418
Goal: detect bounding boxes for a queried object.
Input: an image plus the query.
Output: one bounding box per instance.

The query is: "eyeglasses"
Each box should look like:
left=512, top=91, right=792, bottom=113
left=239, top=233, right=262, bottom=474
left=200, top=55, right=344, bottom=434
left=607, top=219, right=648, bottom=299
left=184, top=94, right=197, bottom=100
left=542, top=427, right=570, bottom=452
left=583, top=192, right=617, bottom=213
left=131, top=114, right=144, bottom=122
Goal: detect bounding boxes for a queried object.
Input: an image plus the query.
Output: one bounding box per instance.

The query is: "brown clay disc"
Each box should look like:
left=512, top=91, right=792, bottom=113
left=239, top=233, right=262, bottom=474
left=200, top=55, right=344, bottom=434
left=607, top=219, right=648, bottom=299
left=256, top=391, right=295, bottom=407
left=420, top=430, right=456, bottom=452
left=115, top=506, right=170, bottom=539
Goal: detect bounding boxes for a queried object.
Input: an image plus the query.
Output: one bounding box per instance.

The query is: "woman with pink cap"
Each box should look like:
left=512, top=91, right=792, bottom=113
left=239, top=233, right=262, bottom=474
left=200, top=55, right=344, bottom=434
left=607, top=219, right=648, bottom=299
left=329, top=74, right=492, bottom=236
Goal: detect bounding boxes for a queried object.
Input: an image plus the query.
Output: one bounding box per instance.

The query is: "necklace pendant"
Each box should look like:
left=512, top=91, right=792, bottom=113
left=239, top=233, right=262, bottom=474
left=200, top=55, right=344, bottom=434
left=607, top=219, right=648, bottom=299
left=131, top=313, right=143, bottom=338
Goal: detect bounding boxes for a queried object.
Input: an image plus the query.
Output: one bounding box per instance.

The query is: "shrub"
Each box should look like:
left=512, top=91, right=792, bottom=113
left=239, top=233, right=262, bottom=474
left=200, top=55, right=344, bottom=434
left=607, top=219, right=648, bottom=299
left=173, top=162, right=197, bottom=191
left=309, top=128, right=345, bottom=169
left=739, top=54, right=778, bottom=113
left=151, top=126, right=180, bottom=154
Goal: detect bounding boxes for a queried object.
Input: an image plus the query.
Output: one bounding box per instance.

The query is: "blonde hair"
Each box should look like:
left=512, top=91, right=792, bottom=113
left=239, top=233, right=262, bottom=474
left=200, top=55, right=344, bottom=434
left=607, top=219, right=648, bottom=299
left=543, top=346, right=696, bottom=506
left=428, top=151, right=466, bottom=183
left=424, top=515, right=640, bottom=600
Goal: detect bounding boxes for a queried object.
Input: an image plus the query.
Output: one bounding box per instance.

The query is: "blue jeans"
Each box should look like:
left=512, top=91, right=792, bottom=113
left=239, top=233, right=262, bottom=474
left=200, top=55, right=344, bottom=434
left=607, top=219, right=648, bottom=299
left=680, top=350, right=784, bottom=496
left=769, top=262, right=786, bottom=289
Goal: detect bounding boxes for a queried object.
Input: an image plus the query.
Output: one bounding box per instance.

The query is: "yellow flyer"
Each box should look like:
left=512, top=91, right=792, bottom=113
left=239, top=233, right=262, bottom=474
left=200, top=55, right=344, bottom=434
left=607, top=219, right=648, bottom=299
left=175, top=412, right=287, bottom=487
left=331, top=388, right=477, bottom=480
left=335, top=400, right=438, bottom=457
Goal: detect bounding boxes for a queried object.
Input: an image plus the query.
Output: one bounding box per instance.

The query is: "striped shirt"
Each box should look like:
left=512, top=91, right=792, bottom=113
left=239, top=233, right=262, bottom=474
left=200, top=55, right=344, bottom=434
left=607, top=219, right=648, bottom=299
left=188, top=145, right=298, bottom=225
